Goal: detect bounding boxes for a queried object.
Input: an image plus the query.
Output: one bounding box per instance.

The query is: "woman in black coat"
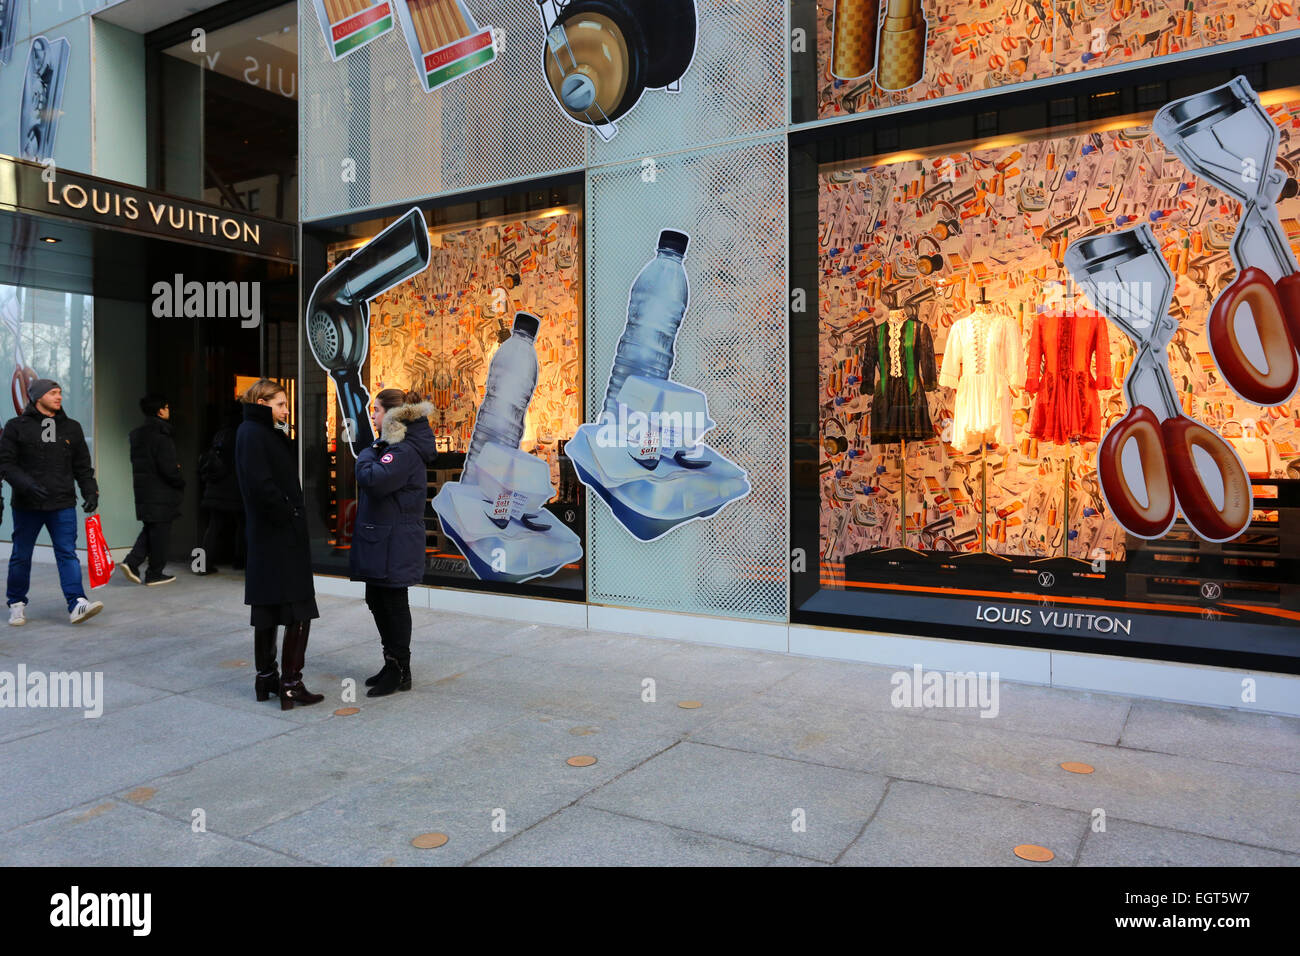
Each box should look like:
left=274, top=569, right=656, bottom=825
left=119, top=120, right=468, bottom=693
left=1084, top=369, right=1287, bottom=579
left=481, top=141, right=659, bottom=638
left=350, top=388, right=437, bottom=697
left=234, top=379, right=323, bottom=710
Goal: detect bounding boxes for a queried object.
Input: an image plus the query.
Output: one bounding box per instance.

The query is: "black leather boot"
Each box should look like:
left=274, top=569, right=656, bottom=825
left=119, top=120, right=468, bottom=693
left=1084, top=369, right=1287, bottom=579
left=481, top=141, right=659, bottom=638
left=365, top=658, right=391, bottom=687
left=254, top=627, right=279, bottom=700
left=279, top=621, right=324, bottom=710
left=366, top=653, right=411, bottom=697
left=255, top=671, right=280, bottom=701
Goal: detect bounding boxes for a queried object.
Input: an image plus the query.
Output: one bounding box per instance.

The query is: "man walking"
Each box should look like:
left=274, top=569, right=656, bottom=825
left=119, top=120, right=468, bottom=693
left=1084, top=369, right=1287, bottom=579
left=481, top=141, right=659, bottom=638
left=122, top=393, right=183, bottom=586
left=0, top=379, right=103, bottom=624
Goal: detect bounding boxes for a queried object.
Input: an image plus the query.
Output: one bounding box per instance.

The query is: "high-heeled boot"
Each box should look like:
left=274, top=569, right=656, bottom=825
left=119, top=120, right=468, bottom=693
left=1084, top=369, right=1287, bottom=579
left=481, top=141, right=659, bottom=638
left=279, top=621, right=324, bottom=710
left=254, top=626, right=280, bottom=701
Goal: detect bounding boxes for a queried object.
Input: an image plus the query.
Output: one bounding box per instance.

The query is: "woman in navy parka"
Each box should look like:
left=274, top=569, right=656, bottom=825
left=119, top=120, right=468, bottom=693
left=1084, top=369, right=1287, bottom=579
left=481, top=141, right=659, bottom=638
left=350, top=388, right=438, bottom=697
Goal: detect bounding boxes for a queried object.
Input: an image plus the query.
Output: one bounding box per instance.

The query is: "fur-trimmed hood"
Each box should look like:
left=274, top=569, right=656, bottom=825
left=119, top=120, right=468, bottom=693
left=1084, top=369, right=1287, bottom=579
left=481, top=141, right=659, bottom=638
left=379, top=402, right=438, bottom=464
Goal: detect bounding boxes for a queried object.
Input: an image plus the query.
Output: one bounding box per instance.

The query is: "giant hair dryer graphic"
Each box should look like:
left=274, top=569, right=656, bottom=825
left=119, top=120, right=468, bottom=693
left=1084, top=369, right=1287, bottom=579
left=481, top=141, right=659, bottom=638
left=306, top=207, right=431, bottom=456
left=536, top=0, right=697, bottom=141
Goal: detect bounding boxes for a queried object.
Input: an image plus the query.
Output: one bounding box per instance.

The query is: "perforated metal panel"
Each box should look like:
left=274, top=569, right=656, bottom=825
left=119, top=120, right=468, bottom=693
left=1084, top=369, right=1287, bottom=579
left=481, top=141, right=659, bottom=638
left=300, top=0, right=587, bottom=220
left=585, top=0, right=787, bottom=167
left=586, top=137, right=788, bottom=621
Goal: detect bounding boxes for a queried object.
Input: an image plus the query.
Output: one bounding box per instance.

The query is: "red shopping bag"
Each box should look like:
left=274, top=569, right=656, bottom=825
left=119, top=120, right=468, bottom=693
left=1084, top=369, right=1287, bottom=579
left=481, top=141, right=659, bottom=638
left=85, top=514, right=114, bottom=590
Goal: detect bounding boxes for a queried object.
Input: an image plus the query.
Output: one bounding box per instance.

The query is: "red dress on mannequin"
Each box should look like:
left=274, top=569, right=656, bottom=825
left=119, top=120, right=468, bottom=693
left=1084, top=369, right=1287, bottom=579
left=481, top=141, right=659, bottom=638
left=1025, top=308, right=1113, bottom=444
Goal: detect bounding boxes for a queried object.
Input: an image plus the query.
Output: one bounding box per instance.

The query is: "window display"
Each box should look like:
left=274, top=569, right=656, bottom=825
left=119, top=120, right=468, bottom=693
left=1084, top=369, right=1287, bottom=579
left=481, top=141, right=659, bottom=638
left=797, top=78, right=1300, bottom=666
left=798, top=0, right=1300, bottom=122
left=310, top=195, right=585, bottom=597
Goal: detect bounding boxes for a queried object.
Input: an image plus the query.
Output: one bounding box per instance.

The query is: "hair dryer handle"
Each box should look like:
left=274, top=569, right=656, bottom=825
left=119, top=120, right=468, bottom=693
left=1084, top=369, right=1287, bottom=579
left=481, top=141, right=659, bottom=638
left=332, top=368, right=376, bottom=456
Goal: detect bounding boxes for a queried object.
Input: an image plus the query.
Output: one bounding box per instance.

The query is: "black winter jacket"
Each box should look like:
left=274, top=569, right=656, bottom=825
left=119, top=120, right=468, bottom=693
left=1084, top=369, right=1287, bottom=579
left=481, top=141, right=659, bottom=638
left=235, top=402, right=315, bottom=607
left=199, top=425, right=242, bottom=512
left=0, top=404, right=98, bottom=512
left=349, top=402, right=438, bottom=587
left=129, top=416, right=185, bottom=522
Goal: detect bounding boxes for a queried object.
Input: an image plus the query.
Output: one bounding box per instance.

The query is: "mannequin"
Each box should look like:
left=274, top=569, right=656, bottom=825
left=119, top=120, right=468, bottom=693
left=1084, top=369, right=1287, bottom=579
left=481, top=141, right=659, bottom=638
left=940, top=289, right=1022, bottom=558
left=859, top=302, right=938, bottom=554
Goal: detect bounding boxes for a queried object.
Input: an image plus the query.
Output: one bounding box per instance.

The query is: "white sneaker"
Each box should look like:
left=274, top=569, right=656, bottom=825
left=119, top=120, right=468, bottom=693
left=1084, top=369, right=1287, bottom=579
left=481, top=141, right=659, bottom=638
left=8, top=602, right=26, bottom=626
left=69, top=598, right=103, bottom=624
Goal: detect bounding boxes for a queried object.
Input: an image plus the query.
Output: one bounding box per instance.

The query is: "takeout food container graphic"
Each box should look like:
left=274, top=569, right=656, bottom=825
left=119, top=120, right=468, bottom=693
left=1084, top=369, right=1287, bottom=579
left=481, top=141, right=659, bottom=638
left=393, top=0, right=497, bottom=93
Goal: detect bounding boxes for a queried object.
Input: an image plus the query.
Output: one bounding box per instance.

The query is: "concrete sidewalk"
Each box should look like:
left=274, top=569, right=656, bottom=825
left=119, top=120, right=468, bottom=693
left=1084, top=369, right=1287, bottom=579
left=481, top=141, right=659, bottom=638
left=0, top=570, right=1296, bottom=866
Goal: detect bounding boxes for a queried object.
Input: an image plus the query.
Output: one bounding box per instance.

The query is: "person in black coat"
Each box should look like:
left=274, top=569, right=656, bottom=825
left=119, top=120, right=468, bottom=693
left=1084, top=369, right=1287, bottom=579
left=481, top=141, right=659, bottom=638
left=350, top=389, right=437, bottom=697
left=234, top=379, right=322, bottom=710
left=197, top=400, right=246, bottom=573
left=0, top=378, right=103, bottom=625
left=122, top=394, right=183, bottom=586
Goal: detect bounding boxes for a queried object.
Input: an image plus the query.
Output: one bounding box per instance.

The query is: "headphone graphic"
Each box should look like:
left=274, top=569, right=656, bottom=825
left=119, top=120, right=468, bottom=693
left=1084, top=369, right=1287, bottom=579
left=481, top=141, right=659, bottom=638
left=823, top=416, right=849, bottom=457
left=931, top=199, right=962, bottom=240
left=536, top=0, right=697, bottom=140
left=916, top=235, right=944, bottom=276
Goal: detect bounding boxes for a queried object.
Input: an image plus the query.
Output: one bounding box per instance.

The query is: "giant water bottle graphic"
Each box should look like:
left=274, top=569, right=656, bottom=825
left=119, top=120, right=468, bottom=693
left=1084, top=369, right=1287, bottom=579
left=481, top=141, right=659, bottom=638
left=602, top=230, right=690, bottom=417
left=463, top=311, right=540, bottom=487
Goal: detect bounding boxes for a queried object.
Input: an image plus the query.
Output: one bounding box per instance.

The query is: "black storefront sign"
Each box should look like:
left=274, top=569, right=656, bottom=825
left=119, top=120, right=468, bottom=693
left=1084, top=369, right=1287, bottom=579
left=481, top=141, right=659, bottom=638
left=0, top=155, right=296, bottom=262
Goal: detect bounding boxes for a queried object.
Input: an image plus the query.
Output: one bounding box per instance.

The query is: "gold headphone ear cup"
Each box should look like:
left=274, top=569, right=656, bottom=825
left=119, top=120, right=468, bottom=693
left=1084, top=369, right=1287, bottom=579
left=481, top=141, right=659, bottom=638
left=933, top=222, right=949, bottom=241
left=543, top=11, right=633, bottom=122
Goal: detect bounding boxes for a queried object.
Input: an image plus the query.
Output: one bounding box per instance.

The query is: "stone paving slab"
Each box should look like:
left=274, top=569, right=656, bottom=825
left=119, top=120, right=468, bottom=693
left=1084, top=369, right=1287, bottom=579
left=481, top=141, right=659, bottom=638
left=248, top=715, right=679, bottom=866
left=0, top=799, right=306, bottom=866
left=1119, top=699, right=1300, bottom=773
left=0, top=667, right=169, bottom=745
left=689, top=693, right=1300, bottom=853
left=837, top=780, right=1087, bottom=867
left=581, top=740, right=888, bottom=862
left=1077, top=818, right=1300, bottom=867
left=472, top=806, right=779, bottom=867
left=0, top=694, right=290, bottom=831
left=764, top=659, right=1134, bottom=745
left=114, top=735, right=410, bottom=838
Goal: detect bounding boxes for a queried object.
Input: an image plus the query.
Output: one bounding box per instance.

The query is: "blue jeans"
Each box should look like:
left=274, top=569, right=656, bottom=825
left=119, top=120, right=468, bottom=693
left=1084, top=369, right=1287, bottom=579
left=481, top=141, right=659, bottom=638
left=7, top=506, right=86, bottom=612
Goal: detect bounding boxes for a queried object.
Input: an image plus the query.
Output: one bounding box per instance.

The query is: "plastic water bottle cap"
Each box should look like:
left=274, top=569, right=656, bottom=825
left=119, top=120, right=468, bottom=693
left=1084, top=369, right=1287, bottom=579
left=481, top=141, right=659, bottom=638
left=513, top=312, right=541, bottom=337
left=658, top=230, right=689, bottom=256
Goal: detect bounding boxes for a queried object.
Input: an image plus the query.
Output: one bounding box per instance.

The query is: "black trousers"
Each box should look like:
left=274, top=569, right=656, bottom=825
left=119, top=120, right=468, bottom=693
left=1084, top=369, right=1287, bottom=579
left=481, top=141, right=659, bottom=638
left=364, top=583, right=411, bottom=659
left=126, top=521, right=171, bottom=577
left=201, top=508, right=246, bottom=569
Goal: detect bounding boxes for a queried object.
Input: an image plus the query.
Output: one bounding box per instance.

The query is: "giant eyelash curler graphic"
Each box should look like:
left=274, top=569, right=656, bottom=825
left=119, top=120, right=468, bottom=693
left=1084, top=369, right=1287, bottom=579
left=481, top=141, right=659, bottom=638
left=1064, top=224, right=1253, bottom=543
left=535, top=0, right=697, bottom=141
left=306, top=207, right=431, bottom=457
left=1153, top=76, right=1300, bottom=407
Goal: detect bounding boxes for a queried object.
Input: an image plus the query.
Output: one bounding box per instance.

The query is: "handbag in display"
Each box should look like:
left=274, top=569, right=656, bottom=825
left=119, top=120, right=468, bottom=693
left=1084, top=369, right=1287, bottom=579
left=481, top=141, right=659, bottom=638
left=1220, top=420, right=1273, bottom=479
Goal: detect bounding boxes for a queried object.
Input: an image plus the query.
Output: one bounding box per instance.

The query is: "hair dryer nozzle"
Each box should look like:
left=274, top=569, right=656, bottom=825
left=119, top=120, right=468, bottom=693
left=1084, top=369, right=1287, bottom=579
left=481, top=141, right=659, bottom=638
left=305, top=206, right=431, bottom=458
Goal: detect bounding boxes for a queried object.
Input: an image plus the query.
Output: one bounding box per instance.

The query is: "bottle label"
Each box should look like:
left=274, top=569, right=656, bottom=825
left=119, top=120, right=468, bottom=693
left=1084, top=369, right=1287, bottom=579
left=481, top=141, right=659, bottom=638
left=487, top=489, right=528, bottom=523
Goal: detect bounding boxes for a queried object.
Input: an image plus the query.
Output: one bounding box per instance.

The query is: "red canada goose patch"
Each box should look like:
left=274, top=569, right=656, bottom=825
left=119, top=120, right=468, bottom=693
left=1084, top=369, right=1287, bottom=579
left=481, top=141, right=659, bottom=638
left=380, top=452, right=395, bottom=464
